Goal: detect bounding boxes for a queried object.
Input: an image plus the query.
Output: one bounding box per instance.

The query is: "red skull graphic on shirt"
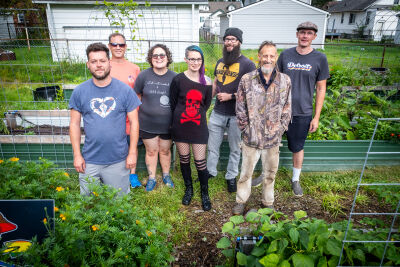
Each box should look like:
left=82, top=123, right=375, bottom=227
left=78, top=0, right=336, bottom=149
left=181, top=89, right=202, bottom=125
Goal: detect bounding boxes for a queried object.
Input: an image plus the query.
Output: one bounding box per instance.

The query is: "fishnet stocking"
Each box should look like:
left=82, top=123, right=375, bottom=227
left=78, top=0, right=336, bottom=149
left=176, top=142, right=207, bottom=170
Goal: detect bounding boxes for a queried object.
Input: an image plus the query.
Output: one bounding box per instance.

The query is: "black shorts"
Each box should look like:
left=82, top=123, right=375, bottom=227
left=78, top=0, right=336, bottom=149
left=139, top=130, right=171, bottom=140
left=286, top=116, right=312, bottom=153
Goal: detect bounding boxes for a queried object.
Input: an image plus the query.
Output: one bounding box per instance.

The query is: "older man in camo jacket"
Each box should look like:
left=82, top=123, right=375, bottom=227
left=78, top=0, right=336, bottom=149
left=232, top=41, right=291, bottom=215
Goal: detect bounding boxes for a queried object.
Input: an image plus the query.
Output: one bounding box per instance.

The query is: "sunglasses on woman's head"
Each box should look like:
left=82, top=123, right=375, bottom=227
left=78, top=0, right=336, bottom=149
left=109, top=43, right=126, bottom=48
left=152, top=54, right=166, bottom=59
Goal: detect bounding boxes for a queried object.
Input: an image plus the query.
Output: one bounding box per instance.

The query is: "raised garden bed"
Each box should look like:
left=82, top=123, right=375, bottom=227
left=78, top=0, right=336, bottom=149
left=1, top=135, right=399, bottom=171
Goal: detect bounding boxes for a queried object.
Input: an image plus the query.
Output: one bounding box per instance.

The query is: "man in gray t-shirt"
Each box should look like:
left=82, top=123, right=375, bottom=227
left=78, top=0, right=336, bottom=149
left=69, top=43, right=141, bottom=195
left=253, top=22, right=329, bottom=197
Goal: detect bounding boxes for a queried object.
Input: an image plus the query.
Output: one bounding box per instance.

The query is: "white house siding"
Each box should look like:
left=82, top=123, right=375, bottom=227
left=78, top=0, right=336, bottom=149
left=0, top=15, right=16, bottom=43
left=45, top=4, right=198, bottom=62
left=221, top=0, right=327, bottom=49
left=327, top=0, right=399, bottom=41
left=372, top=9, right=399, bottom=40
left=395, top=15, right=400, bottom=44
left=327, top=12, right=366, bottom=34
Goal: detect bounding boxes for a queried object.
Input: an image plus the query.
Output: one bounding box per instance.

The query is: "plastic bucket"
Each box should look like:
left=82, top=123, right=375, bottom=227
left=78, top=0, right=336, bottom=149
left=34, top=86, right=60, bottom=101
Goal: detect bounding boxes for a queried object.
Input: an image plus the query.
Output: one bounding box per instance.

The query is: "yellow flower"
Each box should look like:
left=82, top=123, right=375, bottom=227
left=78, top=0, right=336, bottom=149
left=92, top=191, right=99, bottom=197
left=54, top=207, right=59, bottom=212
left=146, top=230, right=152, bottom=237
left=125, top=255, right=128, bottom=259
left=60, top=214, right=66, bottom=221
left=120, top=209, right=124, bottom=213
left=250, top=57, right=254, bottom=60
left=43, top=218, right=47, bottom=224
left=9, top=157, right=19, bottom=162
left=205, top=68, right=208, bottom=72
left=91, top=224, right=100, bottom=231
left=136, top=220, right=141, bottom=225
left=0, top=159, right=4, bottom=164
left=56, top=186, right=64, bottom=192
left=64, top=172, right=69, bottom=177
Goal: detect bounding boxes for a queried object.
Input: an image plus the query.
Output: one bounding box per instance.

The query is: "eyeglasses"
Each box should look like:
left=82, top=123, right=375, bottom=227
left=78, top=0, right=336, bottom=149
left=187, top=58, right=202, bottom=63
left=152, top=54, right=166, bottom=59
left=224, top=38, right=238, bottom=43
left=109, top=43, right=126, bottom=48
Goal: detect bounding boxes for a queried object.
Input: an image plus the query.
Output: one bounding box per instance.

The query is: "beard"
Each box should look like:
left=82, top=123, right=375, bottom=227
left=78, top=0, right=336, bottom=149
left=261, top=65, right=274, bottom=74
left=223, top=44, right=241, bottom=66
left=90, top=68, right=111, bottom=80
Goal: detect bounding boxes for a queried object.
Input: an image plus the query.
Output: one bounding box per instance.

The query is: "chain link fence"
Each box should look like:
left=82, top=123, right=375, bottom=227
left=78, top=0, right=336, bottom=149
left=1, top=8, right=400, bottom=170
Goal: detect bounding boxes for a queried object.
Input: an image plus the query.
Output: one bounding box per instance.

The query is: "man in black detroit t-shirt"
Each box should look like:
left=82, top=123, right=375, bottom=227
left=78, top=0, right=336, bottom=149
left=253, top=22, right=329, bottom=196
left=207, top=27, right=256, bottom=193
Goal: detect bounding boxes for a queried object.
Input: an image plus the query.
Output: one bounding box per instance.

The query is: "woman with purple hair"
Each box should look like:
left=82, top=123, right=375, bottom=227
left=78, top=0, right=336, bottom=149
left=169, top=45, right=213, bottom=211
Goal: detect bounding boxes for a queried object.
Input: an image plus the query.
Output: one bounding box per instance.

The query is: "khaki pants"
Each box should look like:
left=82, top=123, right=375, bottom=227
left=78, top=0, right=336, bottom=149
left=236, top=143, right=280, bottom=206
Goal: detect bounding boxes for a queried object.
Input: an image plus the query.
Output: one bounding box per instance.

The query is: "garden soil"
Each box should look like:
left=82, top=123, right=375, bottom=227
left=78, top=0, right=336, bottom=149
left=2, top=126, right=396, bottom=266
left=174, top=187, right=394, bottom=266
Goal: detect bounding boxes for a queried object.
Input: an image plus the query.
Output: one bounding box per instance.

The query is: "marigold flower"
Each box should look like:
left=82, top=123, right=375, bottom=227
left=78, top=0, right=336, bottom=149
left=60, top=214, right=66, bottom=221
left=43, top=218, right=47, bottom=224
left=91, top=224, right=100, bottom=231
left=64, top=172, right=69, bottom=177
left=120, top=209, right=124, bottom=213
left=250, top=57, right=254, bottom=60
left=54, top=207, right=59, bottom=212
left=205, top=68, right=208, bottom=72
left=92, top=191, right=99, bottom=197
left=9, top=157, right=19, bottom=162
left=56, top=186, right=64, bottom=192
left=146, top=230, right=152, bottom=237
left=0, top=159, right=4, bottom=164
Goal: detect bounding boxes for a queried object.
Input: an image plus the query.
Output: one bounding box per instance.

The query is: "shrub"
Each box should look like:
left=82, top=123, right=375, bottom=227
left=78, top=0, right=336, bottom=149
left=0, top=158, right=173, bottom=266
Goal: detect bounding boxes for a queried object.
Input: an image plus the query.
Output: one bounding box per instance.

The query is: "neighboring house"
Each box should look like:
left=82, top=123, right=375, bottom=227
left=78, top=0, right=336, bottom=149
left=200, top=1, right=242, bottom=34
left=32, top=0, right=207, bottom=62
left=395, top=13, right=400, bottom=43
left=327, top=0, right=400, bottom=41
left=0, top=12, right=16, bottom=42
left=219, top=0, right=329, bottom=49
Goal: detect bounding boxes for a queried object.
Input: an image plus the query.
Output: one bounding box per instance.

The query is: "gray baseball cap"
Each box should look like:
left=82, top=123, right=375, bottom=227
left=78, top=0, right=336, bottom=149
left=297, top=21, right=318, bottom=32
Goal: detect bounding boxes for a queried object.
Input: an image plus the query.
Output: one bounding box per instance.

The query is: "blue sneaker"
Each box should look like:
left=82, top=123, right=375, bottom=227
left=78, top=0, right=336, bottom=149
left=145, top=178, right=157, bottom=191
left=129, top=174, right=141, bottom=188
left=162, top=175, right=174, bottom=188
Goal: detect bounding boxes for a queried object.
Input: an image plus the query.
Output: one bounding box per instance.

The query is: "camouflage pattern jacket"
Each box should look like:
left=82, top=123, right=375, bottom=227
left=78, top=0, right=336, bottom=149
left=236, top=68, right=291, bottom=149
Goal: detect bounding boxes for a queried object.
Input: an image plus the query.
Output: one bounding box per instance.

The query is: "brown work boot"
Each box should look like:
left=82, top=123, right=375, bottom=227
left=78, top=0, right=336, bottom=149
left=232, top=203, right=245, bottom=215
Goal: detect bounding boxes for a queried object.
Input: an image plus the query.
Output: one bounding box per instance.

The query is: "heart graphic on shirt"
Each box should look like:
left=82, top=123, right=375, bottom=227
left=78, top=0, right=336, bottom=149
left=90, top=97, right=116, bottom=118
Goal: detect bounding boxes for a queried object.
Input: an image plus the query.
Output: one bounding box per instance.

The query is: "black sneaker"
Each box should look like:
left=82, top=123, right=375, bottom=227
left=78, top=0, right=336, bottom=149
left=226, top=178, right=237, bottom=193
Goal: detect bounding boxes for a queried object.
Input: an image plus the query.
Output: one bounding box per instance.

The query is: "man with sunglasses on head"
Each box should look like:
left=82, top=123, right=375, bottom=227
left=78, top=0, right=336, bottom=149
left=108, top=33, right=141, bottom=188
left=252, top=22, right=329, bottom=197
left=207, top=27, right=256, bottom=193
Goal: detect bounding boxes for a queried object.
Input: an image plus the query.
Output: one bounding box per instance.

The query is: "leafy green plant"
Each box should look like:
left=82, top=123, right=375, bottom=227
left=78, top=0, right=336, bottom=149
left=0, top=158, right=173, bottom=266
left=217, top=210, right=400, bottom=266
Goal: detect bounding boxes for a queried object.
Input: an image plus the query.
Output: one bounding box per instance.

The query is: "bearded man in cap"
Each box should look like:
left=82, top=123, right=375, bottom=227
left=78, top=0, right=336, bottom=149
left=207, top=27, right=256, bottom=193
left=252, top=21, right=329, bottom=197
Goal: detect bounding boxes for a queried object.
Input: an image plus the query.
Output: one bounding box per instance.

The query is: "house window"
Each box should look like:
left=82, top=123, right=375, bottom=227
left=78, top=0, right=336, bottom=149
left=365, top=11, right=371, bottom=25
left=394, top=0, right=399, bottom=4
left=349, top=13, right=356, bottom=24
left=341, top=13, right=344, bottom=23
left=200, top=17, right=204, bottom=22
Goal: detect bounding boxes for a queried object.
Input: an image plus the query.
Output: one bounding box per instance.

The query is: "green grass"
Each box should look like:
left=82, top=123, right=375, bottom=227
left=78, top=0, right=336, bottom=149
left=124, top=165, right=400, bottom=242
left=1, top=41, right=400, bottom=111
